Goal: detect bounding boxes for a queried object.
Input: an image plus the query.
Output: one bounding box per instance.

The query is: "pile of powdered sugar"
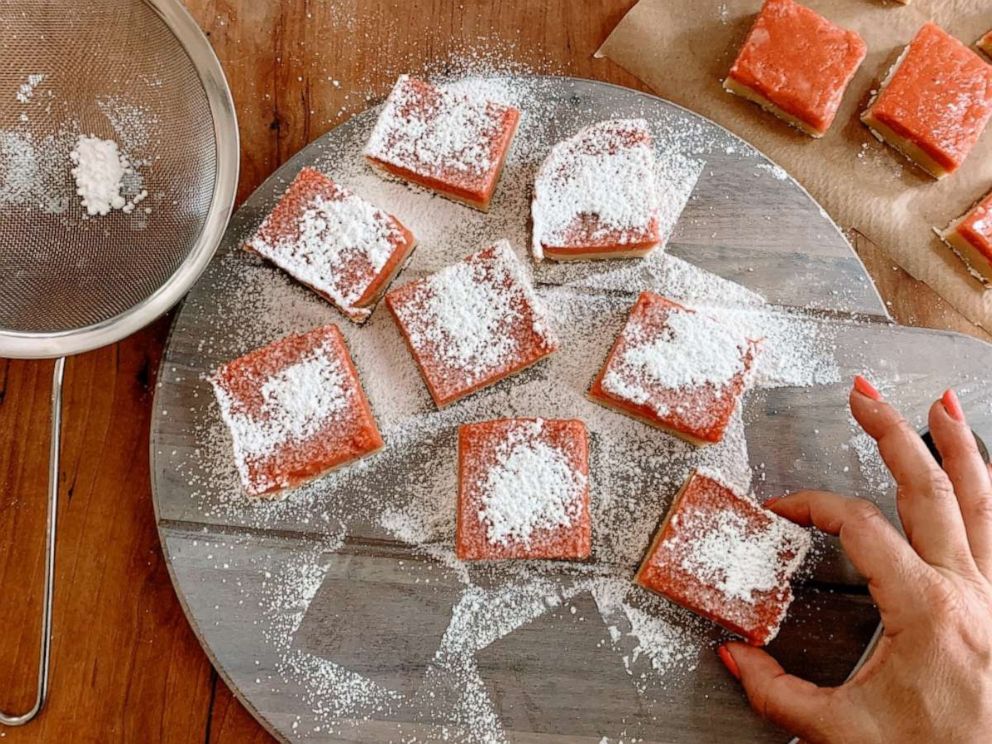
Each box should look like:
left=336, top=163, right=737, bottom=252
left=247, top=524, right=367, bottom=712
left=69, top=135, right=148, bottom=216
left=160, top=71, right=851, bottom=742
left=1, top=84, right=154, bottom=217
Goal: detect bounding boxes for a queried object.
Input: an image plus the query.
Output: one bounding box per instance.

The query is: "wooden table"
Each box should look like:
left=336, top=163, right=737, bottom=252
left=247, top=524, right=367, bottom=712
left=0, top=2, right=988, bottom=742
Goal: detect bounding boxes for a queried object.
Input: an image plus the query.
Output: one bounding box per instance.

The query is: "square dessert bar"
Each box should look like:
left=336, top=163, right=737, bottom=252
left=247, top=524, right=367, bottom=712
left=209, top=325, right=384, bottom=497
left=588, top=292, right=759, bottom=445
left=940, top=189, right=992, bottom=283
left=635, top=471, right=811, bottom=645
left=724, top=0, right=866, bottom=137
left=364, top=75, right=520, bottom=211
left=385, top=240, right=559, bottom=408
left=456, top=418, right=591, bottom=560
left=532, top=119, right=662, bottom=261
left=245, top=167, right=416, bottom=323
left=862, top=23, right=992, bottom=178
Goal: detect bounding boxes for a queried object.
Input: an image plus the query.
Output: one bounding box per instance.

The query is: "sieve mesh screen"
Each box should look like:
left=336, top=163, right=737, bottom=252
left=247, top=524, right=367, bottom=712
left=0, top=0, right=218, bottom=334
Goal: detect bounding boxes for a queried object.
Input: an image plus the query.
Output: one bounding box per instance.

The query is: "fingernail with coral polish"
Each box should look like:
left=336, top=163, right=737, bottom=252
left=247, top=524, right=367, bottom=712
left=763, top=497, right=780, bottom=509
left=718, top=645, right=740, bottom=680
left=853, top=375, right=882, bottom=401
left=942, top=389, right=965, bottom=423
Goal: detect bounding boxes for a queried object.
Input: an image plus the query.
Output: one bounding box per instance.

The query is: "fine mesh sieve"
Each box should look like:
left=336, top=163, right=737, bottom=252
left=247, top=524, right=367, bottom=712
left=0, top=0, right=238, bottom=724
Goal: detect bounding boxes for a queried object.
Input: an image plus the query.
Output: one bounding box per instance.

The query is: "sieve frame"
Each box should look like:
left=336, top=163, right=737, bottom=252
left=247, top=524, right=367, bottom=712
left=0, top=0, right=240, bottom=360
left=0, top=0, right=237, bottom=727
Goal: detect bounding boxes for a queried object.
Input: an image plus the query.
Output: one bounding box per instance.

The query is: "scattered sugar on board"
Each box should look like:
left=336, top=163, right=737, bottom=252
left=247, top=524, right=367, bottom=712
left=253, top=535, right=404, bottom=727
left=755, top=162, right=788, bottom=181
left=592, top=577, right=705, bottom=692
left=622, top=603, right=699, bottom=679
left=567, top=250, right=761, bottom=306
left=160, top=71, right=849, bottom=740
left=260, top=537, right=340, bottom=648
left=171, top=271, right=837, bottom=740
left=173, top=254, right=838, bottom=740
left=850, top=430, right=893, bottom=497
left=844, top=375, right=895, bottom=500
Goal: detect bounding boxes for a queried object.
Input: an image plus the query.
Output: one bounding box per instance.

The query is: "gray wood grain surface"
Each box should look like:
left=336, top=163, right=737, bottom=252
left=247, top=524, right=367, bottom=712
left=150, top=78, right=992, bottom=743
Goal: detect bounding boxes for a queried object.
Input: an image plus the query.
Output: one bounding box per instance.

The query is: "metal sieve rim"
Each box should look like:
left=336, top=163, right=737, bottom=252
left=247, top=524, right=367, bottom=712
left=0, top=0, right=240, bottom=360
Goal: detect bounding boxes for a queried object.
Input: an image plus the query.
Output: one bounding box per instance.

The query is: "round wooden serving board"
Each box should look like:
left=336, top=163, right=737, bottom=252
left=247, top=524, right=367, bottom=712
left=151, top=77, right=992, bottom=744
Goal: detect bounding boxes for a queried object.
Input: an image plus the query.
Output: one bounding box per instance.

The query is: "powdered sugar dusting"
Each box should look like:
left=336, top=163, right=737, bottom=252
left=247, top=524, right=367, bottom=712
left=365, top=74, right=513, bottom=179
left=0, top=131, right=43, bottom=207
left=390, top=240, right=557, bottom=391
left=477, top=420, right=587, bottom=546
left=604, top=305, right=750, bottom=409
left=621, top=602, right=699, bottom=678
left=656, top=152, right=704, bottom=237
left=407, top=257, right=513, bottom=372
left=642, top=471, right=813, bottom=642
left=247, top=172, right=409, bottom=320
left=210, top=337, right=349, bottom=492
left=15, top=74, right=44, bottom=104
left=298, top=195, right=395, bottom=274
left=172, top=266, right=839, bottom=741
left=566, top=250, right=759, bottom=306
left=708, top=304, right=840, bottom=388
left=258, top=536, right=404, bottom=725
left=97, top=97, right=156, bottom=155
left=532, top=119, right=658, bottom=258
left=850, top=428, right=893, bottom=497
left=672, top=503, right=806, bottom=605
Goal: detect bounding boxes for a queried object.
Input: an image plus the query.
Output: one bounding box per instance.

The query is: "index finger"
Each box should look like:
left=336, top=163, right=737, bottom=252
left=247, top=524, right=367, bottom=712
left=768, top=490, right=936, bottom=632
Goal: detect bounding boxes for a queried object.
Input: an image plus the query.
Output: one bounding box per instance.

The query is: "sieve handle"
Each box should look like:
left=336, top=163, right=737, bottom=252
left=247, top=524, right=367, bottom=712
left=0, top=357, right=63, bottom=727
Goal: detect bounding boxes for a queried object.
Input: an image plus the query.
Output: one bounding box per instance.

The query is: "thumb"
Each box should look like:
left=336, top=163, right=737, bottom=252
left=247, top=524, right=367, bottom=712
left=721, top=642, right=838, bottom=742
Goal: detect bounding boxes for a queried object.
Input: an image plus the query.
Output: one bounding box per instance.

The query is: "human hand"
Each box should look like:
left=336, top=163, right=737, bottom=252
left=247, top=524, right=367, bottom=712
left=718, top=377, right=992, bottom=743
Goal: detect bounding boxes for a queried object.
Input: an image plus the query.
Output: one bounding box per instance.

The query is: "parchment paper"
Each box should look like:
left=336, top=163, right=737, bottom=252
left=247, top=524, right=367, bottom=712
left=597, top=0, right=992, bottom=330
